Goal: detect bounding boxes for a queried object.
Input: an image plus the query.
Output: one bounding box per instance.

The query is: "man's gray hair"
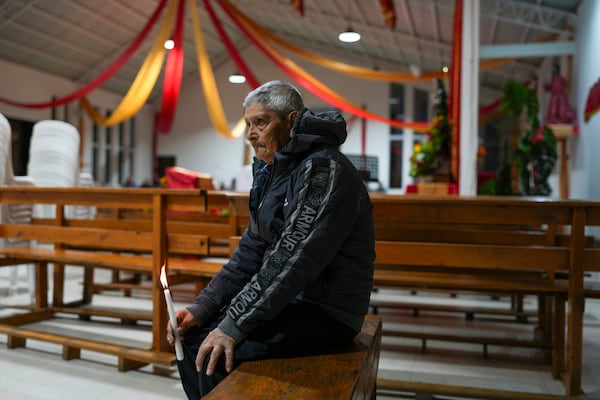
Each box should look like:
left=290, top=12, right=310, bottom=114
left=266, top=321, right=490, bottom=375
left=243, top=80, right=304, bottom=120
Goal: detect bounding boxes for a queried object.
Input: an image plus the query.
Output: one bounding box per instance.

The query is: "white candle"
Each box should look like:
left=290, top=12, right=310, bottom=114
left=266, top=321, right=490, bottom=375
left=160, top=266, right=184, bottom=361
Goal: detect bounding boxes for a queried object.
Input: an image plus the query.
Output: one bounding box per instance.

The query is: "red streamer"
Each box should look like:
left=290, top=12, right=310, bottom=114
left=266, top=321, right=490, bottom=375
left=361, top=114, right=367, bottom=156
left=380, top=0, right=396, bottom=29
left=203, top=0, right=261, bottom=89
left=218, top=0, right=429, bottom=132
left=449, top=0, right=463, bottom=185
left=479, top=98, right=501, bottom=116
left=291, top=0, right=304, bottom=16
left=156, top=0, right=186, bottom=133
left=0, top=0, right=169, bottom=109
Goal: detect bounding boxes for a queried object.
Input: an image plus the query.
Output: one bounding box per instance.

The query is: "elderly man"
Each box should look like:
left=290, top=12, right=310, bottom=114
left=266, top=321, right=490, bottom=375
left=168, top=80, right=375, bottom=399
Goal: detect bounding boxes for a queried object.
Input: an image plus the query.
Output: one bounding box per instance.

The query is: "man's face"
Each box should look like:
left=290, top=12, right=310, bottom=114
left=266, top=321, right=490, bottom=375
left=244, top=102, right=291, bottom=165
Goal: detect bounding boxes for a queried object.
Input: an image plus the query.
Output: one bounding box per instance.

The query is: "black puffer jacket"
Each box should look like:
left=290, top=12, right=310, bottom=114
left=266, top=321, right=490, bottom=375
left=187, top=108, right=375, bottom=342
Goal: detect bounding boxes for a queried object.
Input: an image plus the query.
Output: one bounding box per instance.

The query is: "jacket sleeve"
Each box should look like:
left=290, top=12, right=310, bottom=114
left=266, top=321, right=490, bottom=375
left=186, top=227, right=268, bottom=327
left=218, top=156, right=363, bottom=342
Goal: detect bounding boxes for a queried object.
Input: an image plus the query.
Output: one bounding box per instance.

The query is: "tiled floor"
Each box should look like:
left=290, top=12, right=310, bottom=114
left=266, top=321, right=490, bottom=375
left=1, top=265, right=600, bottom=400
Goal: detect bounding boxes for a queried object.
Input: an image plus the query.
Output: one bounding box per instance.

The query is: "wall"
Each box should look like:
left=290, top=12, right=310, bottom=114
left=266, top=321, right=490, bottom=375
left=0, top=59, right=155, bottom=186
left=572, top=0, right=600, bottom=202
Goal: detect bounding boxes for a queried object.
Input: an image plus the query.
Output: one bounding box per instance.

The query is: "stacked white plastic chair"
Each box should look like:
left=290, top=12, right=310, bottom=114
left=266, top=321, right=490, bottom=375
left=27, top=120, right=81, bottom=219
left=73, top=171, right=96, bottom=219
left=0, top=112, right=35, bottom=299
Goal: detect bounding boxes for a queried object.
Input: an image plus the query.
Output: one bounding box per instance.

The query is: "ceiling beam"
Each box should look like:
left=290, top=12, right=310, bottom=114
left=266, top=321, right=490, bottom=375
left=479, top=41, right=575, bottom=59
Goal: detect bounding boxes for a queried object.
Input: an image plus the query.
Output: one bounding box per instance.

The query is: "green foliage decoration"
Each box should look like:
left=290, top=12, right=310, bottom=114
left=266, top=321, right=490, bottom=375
left=500, top=80, right=557, bottom=196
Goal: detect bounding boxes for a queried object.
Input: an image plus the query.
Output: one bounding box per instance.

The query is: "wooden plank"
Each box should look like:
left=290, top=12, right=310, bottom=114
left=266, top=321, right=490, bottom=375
left=204, top=315, right=381, bottom=400
left=369, top=299, right=537, bottom=319
left=152, top=193, right=169, bottom=354
left=565, top=207, right=586, bottom=396
left=369, top=194, right=577, bottom=226
left=0, top=248, right=153, bottom=272
left=54, top=306, right=153, bottom=322
left=373, top=270, right=564, bottom=294
left=0, top=323, right=176, bottom=367
left=0, top=224, right=154, bottom=251
left=382, top=329, right=551, bottom=349
left=377, top=379, right=576, bottom=400
left=374, top=241, right=569, bottom=272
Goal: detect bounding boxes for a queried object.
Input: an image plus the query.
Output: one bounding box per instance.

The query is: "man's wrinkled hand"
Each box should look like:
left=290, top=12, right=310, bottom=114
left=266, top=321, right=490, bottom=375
left=167, top=308, right=197, bottom=345
left=195, top=327, right=237, bottom=375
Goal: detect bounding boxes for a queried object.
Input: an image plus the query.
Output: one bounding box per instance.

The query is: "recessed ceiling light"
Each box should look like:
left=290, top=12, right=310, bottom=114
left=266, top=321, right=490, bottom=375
left=338, top=28, right=361, bottom=43
left=228, top=72, right=246, bottom=84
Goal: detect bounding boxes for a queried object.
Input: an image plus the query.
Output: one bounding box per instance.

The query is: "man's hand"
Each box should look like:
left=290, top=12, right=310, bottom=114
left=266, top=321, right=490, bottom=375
left=196, top=327, right=237, bottom=375
left=167, top=308, right=197, bottom=345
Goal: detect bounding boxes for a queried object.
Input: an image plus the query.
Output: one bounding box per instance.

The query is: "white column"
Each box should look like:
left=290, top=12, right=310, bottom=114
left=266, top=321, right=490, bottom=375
left=459, top=0, right=480, bottom=195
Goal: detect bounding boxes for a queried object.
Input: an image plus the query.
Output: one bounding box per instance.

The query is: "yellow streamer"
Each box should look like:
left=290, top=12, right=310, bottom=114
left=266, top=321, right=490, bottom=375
left=189, top=0, right=241, bottom=139
left=82, top=0, right=179, bottom=126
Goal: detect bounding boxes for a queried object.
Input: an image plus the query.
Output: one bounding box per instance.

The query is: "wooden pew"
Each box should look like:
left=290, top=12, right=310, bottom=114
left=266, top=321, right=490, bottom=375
left=2, top=187, right=598, bottom=398
left=367, top=193, right=600, bottom=397
left=88, top=190, right=247, bottom=298
left=166, top=191, right=251, bottom=287
left=160, top=191, right=600, bottom=397
left=0, top=187, right=218, bottom=370
left=204, top=314, right=382, bottom=400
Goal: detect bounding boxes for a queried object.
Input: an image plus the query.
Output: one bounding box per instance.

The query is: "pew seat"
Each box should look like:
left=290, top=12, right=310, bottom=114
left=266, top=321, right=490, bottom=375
left=204, top=314, right=382, bottom=400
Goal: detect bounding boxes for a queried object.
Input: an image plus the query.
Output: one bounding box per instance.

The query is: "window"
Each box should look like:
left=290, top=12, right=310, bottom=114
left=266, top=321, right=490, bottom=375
left=388, top=84, right=430, bottom=191
left=91, top=110, right=136, bottom=186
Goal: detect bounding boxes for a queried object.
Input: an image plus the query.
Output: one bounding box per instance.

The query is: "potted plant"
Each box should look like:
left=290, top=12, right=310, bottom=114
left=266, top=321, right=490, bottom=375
left=500, top=80, right=557, bottom=196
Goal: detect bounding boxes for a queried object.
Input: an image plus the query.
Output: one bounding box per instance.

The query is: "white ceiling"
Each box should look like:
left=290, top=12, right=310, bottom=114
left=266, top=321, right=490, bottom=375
left=0, top=0, right=581, bottom=106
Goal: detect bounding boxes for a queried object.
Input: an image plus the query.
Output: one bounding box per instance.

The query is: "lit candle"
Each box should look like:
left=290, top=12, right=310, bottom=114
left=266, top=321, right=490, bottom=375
left=160, top=265, right=184, bottom=360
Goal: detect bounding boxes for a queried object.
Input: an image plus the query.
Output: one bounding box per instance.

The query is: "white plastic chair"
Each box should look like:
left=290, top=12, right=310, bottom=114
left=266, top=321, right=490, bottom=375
left=71, top=171, right=96, bottom=219
left=27, top=120, right=80, bottom=219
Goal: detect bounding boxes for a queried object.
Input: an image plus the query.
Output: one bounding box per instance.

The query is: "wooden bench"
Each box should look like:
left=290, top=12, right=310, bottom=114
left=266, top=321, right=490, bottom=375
left=367, top=194, right=600, bottom=397
left=157, top=191, right=600, bottom=397
left=0, top=187, right=225, bottom=370
left=204, top=314, right=382, bottom=400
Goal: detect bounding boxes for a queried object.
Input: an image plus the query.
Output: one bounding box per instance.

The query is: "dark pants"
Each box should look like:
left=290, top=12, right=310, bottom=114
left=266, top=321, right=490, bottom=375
left=177, top=302, right=357, bottom=400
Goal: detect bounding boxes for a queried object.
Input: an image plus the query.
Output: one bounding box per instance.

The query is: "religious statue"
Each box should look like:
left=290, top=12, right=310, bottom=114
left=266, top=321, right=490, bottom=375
left=544, top=64, right=575, bottom=124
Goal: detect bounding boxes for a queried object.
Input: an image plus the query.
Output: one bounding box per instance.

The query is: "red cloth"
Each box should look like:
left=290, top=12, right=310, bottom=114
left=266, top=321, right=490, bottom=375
left=584, top=78, right=600, bottom=122
left=156, top=0, right=186, bottom=134
left=166, top=167, right=213, bottom=189
left=380, top=0, right=396, bottom=29
left=291, top=0, right=304, bottom=16
left=544, top=72, right=575, bottom=124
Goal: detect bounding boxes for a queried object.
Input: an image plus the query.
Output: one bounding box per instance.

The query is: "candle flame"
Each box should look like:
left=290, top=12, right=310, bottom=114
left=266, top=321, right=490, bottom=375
left=160, top=264, right=169, bottom=289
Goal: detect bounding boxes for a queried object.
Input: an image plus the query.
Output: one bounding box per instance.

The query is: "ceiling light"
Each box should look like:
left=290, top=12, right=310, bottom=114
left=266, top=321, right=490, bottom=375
left=228, top=72, right=246, bottom=84
left=164, top=39, right=174, bottom=50
left=338, top=28, right=361, bottom=43
left=442, top=66, right=449, bottom=73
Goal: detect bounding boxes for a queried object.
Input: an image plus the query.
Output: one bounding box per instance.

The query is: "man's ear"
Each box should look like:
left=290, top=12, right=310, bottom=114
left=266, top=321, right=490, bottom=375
left=288, top=111, right=298, bottom=137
